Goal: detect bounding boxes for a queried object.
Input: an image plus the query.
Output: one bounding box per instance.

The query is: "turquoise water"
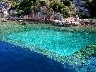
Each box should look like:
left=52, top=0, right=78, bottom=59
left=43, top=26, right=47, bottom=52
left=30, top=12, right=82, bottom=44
left=1, top=23, right=96, bottom=71
left=5, top=26, right=96, bottom=56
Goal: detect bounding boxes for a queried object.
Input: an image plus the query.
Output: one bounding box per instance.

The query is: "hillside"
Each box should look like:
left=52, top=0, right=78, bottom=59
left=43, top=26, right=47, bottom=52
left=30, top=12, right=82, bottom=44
left=0, top=0, right=96, bottom=18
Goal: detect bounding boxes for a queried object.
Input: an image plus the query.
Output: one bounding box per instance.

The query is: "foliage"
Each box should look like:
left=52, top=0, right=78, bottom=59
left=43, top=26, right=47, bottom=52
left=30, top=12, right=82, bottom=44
left=39, top=1, right=46, bottom=6
left=61, top=0, right=71, bottom=6
left=50, top=1, right=75, bottom=18
left=8, top=0, right=75, bottom=18
left=76, top=11, right=88, bottom=19
left=10, top=0, right=20, bottom=9
left=86, top=0, right=96, bottom=18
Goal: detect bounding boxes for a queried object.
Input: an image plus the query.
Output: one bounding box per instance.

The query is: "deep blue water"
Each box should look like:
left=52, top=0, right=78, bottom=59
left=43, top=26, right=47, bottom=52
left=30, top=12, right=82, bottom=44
left=0, top=41, right=76, bottom=72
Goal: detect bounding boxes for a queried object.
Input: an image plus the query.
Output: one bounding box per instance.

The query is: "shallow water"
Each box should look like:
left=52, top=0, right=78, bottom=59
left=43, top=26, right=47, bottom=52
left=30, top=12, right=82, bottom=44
left=5, top=26, right=96, bottom=56
left=0, top=22, right=96, bottom=72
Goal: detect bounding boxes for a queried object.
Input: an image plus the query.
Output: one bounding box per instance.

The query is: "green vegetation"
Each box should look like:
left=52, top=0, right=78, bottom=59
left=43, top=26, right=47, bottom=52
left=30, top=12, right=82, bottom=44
left=86, top=0, right=96, bottom=18
left=7, top=0, right=96, bottom=18
left=8, top=0, right=76, bottom=17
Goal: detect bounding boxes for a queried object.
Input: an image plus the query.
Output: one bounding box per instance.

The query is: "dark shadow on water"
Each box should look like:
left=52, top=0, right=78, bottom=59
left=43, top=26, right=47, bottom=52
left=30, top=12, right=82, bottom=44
left=0, top=41, right=76, bottom=72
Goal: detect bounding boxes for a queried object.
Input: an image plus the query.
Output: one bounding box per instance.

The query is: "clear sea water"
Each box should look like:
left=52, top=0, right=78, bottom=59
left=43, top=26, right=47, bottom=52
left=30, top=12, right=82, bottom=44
left=1, top=23, right=96, bottom=72
left=5, top=25, right=96, bottom=56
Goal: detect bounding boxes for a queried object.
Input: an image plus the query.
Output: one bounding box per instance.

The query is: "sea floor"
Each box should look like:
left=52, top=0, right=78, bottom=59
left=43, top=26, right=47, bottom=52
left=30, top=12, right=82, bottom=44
left=0, top=22, right=96, bottom=72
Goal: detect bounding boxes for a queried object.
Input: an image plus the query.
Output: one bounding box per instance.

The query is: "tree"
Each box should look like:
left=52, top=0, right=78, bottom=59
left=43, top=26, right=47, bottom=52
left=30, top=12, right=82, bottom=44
left=61, top=0, right=71, bottom=6
left=17, top=0, right=33, bottom=15
left=39, top=1, right=46, bottom=6
left=86, top=0, right=96, bottom=18
left=50, top=1, right=71, bottom=18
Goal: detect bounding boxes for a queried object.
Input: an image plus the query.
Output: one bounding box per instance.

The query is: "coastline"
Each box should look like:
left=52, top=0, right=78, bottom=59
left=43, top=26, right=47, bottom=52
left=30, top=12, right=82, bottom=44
left=0, top=17, right=93, bottom=27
